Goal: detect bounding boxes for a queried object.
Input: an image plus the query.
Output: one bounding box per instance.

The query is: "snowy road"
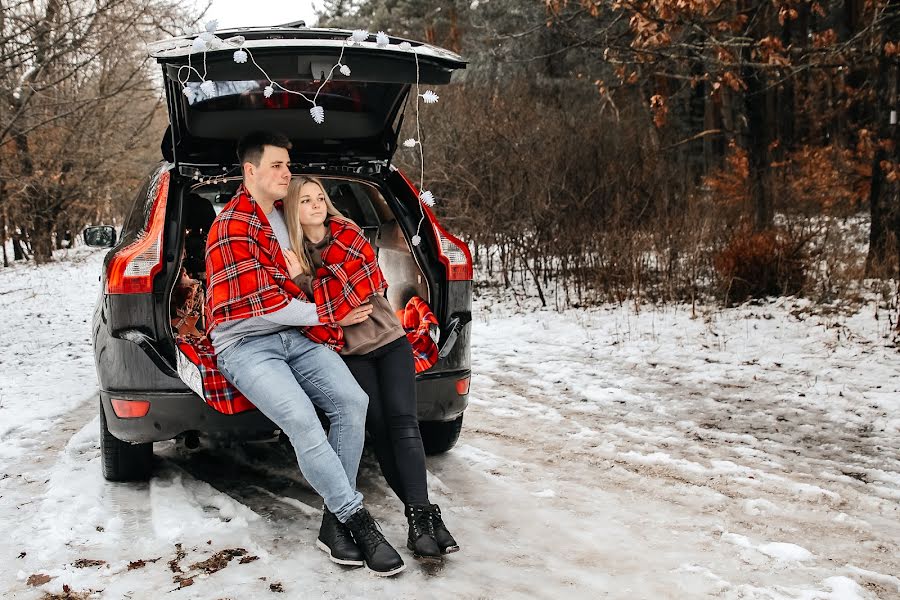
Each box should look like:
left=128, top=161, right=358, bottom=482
left=1, top=249, right=899, bottom=599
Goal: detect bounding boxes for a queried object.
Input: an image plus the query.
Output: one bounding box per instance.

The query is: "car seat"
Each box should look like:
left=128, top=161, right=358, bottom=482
left=327, top=183, right=367, bottom=224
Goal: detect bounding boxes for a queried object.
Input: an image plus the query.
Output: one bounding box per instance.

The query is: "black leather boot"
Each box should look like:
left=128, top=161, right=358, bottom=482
left=429, top=504, right=459, bottom=554
left=345, top=508, right=405, bottom=576
left=405, top=504, right=442, bottom=563
left=316, top=509, right=364, bottom=566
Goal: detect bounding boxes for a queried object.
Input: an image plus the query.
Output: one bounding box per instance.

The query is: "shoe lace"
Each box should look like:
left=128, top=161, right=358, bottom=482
left=355, top=515, right=387, bottom=548
left=428, top=504, right=445, bottom=530
left=410, top=506, right=435, bottom=538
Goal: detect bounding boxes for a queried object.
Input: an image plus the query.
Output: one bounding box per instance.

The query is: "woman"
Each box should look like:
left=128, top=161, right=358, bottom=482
left=282, top=175, right=459, bottom=563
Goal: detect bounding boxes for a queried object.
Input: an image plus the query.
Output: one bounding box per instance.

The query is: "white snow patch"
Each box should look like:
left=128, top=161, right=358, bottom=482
left=723, top=532, right=815, bottom=562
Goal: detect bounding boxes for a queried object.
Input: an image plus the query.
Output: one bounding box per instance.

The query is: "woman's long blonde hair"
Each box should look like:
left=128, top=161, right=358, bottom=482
left=282, top=176, right=346, bottom=276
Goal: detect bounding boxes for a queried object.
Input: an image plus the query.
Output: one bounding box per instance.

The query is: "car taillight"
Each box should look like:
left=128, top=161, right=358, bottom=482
left=110, top=398, right=151, bottom=418
left=107, top=170, right=170, bottom=294
left=429, top=209, right=473, bottom=281
left=455, top=376, right=470, bottom=395
left=396, top=170, right=473, bottom=281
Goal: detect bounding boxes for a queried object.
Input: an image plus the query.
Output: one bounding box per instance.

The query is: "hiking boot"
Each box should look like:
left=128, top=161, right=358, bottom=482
left=429, top=504, right=459, bottom=554
left=316, top=509, right=364, bottom=566
left=405, top=504, right=442, bottom=563
left=345, top=508, right=405, bottom=576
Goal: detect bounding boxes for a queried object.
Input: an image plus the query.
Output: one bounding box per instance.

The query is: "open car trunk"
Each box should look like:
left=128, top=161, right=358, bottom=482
left=169, top=175, right=435, bottom=414
left=150, top=27, right=469, bottom=415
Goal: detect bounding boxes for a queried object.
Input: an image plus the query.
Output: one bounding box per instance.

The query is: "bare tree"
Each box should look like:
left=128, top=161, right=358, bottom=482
left=0, top=0, right=202, bottom=264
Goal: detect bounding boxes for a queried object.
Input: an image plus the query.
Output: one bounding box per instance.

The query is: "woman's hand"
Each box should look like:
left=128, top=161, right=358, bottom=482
left=336, top=302, right=373, bottom=326
left=283, top=249, right=304, bottom=280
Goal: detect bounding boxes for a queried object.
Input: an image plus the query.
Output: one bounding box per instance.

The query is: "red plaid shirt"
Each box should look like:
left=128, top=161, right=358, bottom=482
left=206, top=185, right=342, bottom=349
left=311, top=217, right=388, bottom=323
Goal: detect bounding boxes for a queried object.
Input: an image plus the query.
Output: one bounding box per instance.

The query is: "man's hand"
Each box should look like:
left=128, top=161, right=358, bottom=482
left=336, top=303, right=373, bottom=326
left=283, top=249, right=304, bottom=280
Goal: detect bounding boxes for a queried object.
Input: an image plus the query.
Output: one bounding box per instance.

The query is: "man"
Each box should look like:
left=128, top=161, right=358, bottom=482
left=205, top=131, right=404, bottom=576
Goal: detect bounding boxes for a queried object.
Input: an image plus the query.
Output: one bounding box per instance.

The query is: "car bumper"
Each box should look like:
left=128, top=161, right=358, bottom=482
left=100, top=391, right=276, bottom=444
left=416, top=369, right=469, bottom=422
left=102, top=367, right=470, bottom=443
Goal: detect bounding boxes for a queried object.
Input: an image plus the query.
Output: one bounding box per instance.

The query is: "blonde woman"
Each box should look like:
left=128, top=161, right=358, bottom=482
left=282, top=176, right=459, bottom=563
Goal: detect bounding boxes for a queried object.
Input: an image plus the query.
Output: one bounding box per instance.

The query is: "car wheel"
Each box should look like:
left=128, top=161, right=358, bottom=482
left=100, top=403, right=153, bottom=482
left=419, top=415, right=463, bottom=455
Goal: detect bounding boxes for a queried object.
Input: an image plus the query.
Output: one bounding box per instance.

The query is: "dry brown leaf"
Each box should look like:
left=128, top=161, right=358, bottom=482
left=189, top=548, right=247, bottom=575
left=127, top=557, right=161, bottom=571
left=71, top=559, right=106, bottom=569
left=26, top=573, right=51, bottom=587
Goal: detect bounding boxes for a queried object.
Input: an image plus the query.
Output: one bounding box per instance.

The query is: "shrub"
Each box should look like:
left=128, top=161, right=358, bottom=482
left=714, top=226, right=807, bottom=304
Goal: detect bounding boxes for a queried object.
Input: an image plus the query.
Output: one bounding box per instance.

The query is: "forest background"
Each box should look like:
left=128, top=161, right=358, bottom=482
left=2, top=0, right=898, bottom=311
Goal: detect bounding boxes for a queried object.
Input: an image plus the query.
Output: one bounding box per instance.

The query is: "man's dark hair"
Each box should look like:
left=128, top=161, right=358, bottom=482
left=237, top=131, right=292, bottom=168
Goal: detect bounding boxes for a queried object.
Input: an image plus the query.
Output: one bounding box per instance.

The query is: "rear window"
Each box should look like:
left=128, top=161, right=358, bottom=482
left=194, top=177, right=388, bottom=229
left=184, top=79, right=397, bottom=114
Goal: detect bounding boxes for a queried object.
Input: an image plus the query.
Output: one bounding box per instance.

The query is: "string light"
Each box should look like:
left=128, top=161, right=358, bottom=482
left=180, top=24, right=443, bottom=248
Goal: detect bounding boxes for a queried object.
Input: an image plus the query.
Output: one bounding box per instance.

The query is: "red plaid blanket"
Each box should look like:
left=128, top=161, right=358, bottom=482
left=311, top=217, right=387, bottom=323
left=205, top=185, right=341, bottom=349
left=176, top=335, right=255, bottom=414
left=396, top=296, right=439, bottom=373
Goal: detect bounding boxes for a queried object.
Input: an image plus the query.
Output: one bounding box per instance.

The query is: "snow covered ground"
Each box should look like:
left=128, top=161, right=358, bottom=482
left=1, top=248, right=898, bottom=599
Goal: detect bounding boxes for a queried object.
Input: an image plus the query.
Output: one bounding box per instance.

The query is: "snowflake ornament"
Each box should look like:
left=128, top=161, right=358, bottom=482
left=376, top=31, right=390, bottom=47
left=419, top=190, right=435, bottom=207
left=310, top=105, right=325, bottom=124
left=421, top=90, right=439, bottom=104
left=191, top=37, right=208, bottom=53
left=339, top=64, right=351, bottom=77
left=398, top=41, right=412, bottom=51
left=263, top=84, right=274, bottom=98
left=205, top=19, right=218, bottom=33
left=403, top=138, right=418, bottom=148
left=411, top=235, right=422, bottom=246
left=350, top=29, right=369, bottom=43
left=200, top=80, right=216, bottom=96
left=233, top=49, right=248, bottom=64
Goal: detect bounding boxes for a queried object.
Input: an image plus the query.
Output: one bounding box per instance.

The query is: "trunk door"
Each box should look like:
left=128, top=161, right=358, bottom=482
left=150, top=28, right=466, bottom=166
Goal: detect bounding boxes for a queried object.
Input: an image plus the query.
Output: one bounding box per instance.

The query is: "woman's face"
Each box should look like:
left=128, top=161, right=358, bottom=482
left=296, top=181, right=328, bottom=228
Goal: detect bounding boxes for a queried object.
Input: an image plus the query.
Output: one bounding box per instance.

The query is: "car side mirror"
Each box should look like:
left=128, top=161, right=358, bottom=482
left=83, top=225, right=117, bottom=248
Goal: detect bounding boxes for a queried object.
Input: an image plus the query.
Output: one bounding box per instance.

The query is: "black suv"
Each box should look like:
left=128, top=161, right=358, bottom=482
left=85, top=27, right=472, bottom=481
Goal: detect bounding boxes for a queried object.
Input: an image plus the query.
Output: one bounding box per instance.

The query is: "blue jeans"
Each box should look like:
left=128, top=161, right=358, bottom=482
left=217, top=329, right=368, bottom=522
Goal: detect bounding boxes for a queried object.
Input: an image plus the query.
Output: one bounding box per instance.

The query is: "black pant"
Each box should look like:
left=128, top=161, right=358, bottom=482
left=342, top=336, right=429, bottom=506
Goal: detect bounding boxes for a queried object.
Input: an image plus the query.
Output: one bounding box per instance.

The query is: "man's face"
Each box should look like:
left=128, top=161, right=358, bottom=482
left=245, top=145, right=291, bottom=202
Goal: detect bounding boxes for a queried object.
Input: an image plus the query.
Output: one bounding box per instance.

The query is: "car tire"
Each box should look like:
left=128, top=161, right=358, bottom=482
left=419, top=415, right=463, bottom=455
left=100, top=403, right=153, bottom=482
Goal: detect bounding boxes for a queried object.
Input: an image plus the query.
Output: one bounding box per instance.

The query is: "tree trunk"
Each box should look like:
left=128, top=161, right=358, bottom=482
left=30, top=212, right=54, bottom=264
left=741, top=1, right=776, bottom=231
left=867, top=143, right=889, bottom=275
left=12, top=229, right=26, bottom=261
left=1, top=206, right=7, bottom=268
left=744, top=67, right=775, bottom=231
left=865, top=1, right=899, bottom=275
